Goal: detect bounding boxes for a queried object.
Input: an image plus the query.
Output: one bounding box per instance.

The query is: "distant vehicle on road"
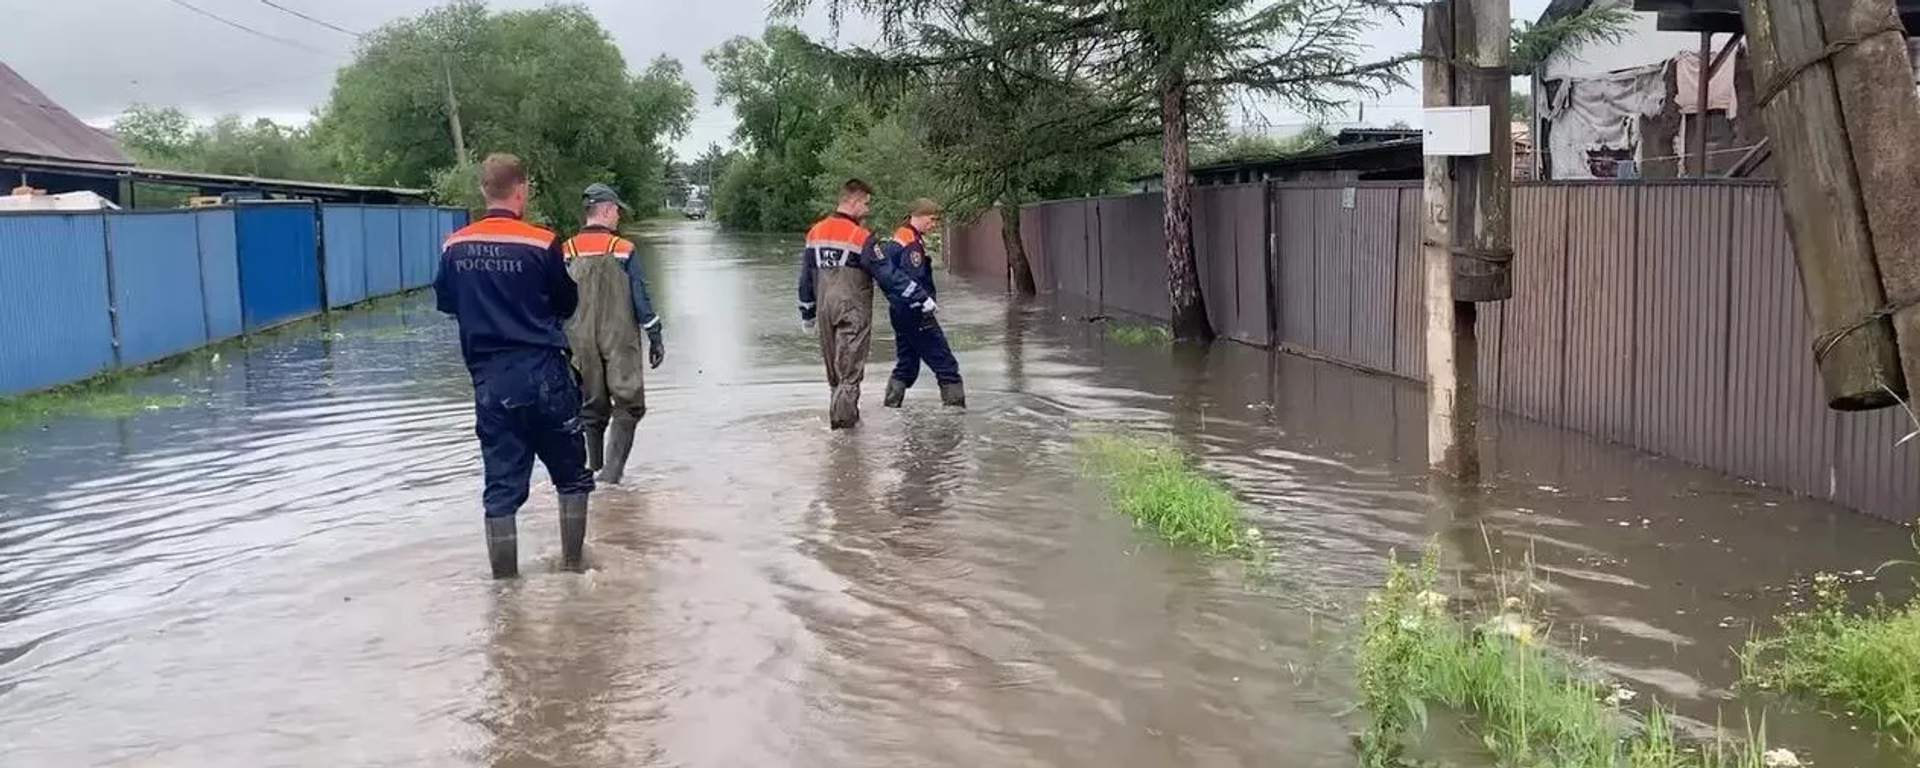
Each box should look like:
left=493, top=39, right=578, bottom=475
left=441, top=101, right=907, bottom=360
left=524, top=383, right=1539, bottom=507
left=683, top=202, right=707, bottom=220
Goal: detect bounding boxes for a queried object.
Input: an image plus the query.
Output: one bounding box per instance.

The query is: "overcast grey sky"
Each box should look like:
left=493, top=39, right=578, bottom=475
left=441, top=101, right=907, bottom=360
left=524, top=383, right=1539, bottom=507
left=6, top=0, right=1556, bottom=158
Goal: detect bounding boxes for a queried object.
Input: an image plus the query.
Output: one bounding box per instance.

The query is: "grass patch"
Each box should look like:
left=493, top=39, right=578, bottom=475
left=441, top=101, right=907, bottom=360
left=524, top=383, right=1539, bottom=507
left=1076, top=432, right=1263, bottom=557
left=1358, top=545, right=1781, bottom=768
left=1741, top=567, right=1920, bottom=748
left=0, top=373, right=194, bottom=432
left=1105, top=323, right=1173, bottom=347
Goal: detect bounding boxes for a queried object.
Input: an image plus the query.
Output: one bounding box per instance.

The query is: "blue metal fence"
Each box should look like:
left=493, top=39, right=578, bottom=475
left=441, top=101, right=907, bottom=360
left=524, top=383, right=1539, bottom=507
left=365, top=207, right=403, bottom=297
left=0, top=214, right=116, bottom=394
left=400, top=206, right=437, bottom=290
left=0, top=204, right=465, bottom=396
left=322, top=206, right=368, bottom=308
left=107, top=212, right=209, bottom=365
left=195, top=208, right=244, bottom=341
left=235, top=202, right=321, bottom=330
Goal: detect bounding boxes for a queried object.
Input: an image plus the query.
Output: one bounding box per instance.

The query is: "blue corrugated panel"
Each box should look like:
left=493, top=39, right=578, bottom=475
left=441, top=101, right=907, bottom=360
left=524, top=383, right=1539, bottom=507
left=364, top=207, right=403, bottom=298
left=107, top=212, right=209, bottom=365
left=195, top=208, right=243, bottom=340
left=322, top=205, right=369, bottom=308
left=0, top=213, right=116, bottom=395
left=235, top=202, right=321, bottom=330
left=400, top=206, right=437, bottom=289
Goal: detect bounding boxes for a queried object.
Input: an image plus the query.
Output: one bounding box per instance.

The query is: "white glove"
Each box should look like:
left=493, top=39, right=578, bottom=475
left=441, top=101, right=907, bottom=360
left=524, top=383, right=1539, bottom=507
left=919, top=297, right=938, bottom=314
left=802, top=318, right=817, bottom=334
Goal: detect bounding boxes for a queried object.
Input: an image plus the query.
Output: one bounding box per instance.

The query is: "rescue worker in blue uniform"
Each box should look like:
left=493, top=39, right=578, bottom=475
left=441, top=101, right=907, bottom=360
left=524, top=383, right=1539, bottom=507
left=880, top=198, right=965, bottom=408
left=798, top=178, right=935, bottom=429
left=434, top=153, right=594, bottom=579
left=563, top=183, right=664, bottom=486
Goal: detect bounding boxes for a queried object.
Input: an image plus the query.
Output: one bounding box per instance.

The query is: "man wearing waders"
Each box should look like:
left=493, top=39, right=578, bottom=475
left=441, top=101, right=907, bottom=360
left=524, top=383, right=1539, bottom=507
left=434, top=154, right=593, bottom=579
left=798, top=178, right=935, bottom=429
left=564, top=183, right=665, bottom=486
left=881, top=198, right=965, bottom=409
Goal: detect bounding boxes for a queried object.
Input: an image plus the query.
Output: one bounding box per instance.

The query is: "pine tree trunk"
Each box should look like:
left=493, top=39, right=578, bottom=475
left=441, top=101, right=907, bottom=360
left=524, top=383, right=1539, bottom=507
left=1159, top=74, right=1213, bottom=342
left=1000, top=201, right=1038, bottom=296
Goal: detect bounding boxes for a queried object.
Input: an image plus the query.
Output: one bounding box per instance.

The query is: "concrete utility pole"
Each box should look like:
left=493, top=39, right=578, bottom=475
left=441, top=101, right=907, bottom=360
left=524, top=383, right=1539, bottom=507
left=443, top=55, right=468, bottom=165
left=1737, top=0, right=1916, bottom=411
left=1422, top=0, right=1513, bottom=481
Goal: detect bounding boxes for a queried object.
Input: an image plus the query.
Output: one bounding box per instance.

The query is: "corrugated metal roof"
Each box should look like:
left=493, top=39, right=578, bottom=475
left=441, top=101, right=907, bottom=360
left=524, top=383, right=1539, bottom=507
left=0, top=63, right=132, bottom=166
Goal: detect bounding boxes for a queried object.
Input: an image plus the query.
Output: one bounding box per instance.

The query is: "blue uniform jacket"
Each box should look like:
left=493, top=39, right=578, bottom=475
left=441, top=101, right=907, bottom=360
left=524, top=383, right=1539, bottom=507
left=880, top=224, right=936, bottom=313
left=434, top=209, right=578, bottom=377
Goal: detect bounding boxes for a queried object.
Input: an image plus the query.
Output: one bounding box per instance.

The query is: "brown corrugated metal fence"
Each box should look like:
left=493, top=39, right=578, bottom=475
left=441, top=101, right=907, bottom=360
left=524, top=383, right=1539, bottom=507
left=941, top=180, right=1920, bottom=522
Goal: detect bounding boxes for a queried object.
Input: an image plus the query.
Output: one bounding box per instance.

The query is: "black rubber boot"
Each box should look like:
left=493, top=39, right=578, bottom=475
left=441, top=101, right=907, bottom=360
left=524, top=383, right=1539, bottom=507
left=598, top=419, right=636, bottom=485
left=585, top=425, right=606, bottom=473
left=883, top=378, right=908, bottom=408
left=485, top=516, right=518, bottom=579
left=939, top=381, right=967, bottom=408
left=558, top=493, right=589, bottom=572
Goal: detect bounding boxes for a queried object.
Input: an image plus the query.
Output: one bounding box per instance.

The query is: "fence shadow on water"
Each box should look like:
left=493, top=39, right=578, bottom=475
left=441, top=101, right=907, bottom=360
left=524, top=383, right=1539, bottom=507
left=944, top=181, right=1920, bottom=523
left=0, top=202, right=466, bottom=399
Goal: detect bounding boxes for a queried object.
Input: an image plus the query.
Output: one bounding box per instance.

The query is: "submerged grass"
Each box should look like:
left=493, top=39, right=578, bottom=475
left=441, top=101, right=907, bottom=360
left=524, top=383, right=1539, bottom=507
left=1359, top=545, right=1779, bottom=768
left=1741, top=564, right=1920, bottom=748
left=1075, top=432, right=1263, bottom=558
left=0, top=370, right=195, bottom=432
left=1105, top=323, right=1173, bottom=347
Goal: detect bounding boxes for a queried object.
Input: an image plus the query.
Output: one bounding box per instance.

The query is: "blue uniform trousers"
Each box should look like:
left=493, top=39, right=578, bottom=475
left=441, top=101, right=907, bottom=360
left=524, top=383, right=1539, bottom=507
left=473, top=350, right=595, bottom=518
left=889, top=307, right=962, bottom=387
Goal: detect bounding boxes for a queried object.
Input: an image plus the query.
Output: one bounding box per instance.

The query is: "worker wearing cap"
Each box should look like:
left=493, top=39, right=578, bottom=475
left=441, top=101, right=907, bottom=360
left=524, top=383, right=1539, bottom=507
left=563, top=182, right=665, bottom=486
left=798, top=178, right=935, bottom=429
left=880, top=198, right=964, bottom=408
left=434, top=153, right=594, bottom=579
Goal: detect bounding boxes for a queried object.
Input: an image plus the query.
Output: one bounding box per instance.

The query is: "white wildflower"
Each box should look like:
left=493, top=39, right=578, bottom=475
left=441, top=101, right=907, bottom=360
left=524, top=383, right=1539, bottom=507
left=1503, top=595, right=1523, bottom=611
left=1761, top=748, right=1802, bottom=768
left=1602, top=686, right=1637, bottom=707
left=1416, top=590, right=1448, bottom=610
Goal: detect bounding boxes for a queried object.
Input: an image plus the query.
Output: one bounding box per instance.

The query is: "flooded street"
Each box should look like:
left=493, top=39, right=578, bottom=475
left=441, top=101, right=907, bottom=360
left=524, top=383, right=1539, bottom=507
left=2, top=220, right=1915, bottom=767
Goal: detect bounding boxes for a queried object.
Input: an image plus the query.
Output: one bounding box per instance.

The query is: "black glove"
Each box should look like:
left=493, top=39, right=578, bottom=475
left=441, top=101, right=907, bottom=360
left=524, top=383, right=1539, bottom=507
left=648, top=332, right=666, bottom=369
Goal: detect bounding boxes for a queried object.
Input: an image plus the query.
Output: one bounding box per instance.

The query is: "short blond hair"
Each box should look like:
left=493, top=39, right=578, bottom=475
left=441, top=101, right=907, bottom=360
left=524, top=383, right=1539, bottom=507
left=908, top=198, right=941, bottom=217
left=478, top=153, right=527, bottom=203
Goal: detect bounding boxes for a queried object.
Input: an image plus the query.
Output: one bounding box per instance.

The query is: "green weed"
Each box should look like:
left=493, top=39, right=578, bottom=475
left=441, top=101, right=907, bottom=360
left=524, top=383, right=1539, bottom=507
left=1358, top=544, right=1779, bottom=768
left=0, top=377, right=193, bottom=432
left=1105, top=323, right=1173, bottom=347
left=1076, top=432, right=1262, bottom=558
left=1741, top=567, right=1920, bottom=748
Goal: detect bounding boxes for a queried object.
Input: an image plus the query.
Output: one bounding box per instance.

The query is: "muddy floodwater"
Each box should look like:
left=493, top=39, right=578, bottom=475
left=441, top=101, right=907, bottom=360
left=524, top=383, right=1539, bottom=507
left=2, top=220, right=1916, bottom=767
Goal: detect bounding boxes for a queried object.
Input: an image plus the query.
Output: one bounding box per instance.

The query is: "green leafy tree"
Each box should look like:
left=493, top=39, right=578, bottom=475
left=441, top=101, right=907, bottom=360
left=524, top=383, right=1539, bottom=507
left=815, top=113, right=955, bottom=230
left=703, top=26, right=854, bottom=231
left=112, top=105, right=198, bottom=167
left=112, top=106, right=333, bottom=181
left=313, top=1, right=693, bottom=229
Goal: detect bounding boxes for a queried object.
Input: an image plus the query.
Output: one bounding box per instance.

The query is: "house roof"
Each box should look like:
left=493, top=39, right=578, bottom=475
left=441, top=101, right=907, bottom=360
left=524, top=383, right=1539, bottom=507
left=1628, top=0, right=1920, bottom=34
left=0, top=63, right=131, bottom=166
left=2, top=156, right=429, bottom=202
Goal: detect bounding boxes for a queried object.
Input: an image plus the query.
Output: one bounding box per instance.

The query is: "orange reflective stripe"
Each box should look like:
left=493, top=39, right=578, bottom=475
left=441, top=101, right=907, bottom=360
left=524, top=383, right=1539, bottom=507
left=444, top=216, right=556, bottom=250
left=807, top=216, right=870, bottom=245
left=892, top=226, right=920, bottom=246
left=563, top=232, right=634, bottom=258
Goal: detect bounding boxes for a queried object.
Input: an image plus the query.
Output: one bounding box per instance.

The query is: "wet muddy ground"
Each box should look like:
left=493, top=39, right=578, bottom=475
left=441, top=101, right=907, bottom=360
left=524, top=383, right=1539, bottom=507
left=1, top=220, right=1914, bottom=767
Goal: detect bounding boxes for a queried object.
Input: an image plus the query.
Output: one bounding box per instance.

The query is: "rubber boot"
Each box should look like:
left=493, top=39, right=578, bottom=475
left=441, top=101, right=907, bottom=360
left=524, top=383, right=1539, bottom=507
left=883, top=378, right=908, bottom=408
left=485, top=516, right=518, bottom=579
left=585, top=425, right=606, bottom=473
left=558, top=493, right=589, bottom=572
left=598, top=419, right=636, bottom=485
left=939, top=381, right=967, bottom=408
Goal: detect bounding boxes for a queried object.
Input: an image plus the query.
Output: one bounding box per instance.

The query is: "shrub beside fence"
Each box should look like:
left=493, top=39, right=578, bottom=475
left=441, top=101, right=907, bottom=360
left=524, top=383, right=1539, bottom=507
left=0, top=201, right=466, bottom=398
left=945, top=181, right=1920, bottom=523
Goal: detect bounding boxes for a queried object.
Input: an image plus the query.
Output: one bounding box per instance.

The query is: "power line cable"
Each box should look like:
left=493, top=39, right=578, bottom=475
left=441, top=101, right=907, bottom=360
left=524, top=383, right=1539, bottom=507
left=252, top=0, right=364, bottom=38
left=163, top=0, right=331, bottom=54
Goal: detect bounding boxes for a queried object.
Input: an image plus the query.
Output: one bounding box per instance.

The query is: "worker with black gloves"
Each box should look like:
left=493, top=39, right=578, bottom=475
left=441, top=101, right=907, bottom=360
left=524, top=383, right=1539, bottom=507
left=880, top=198, right=964, bottom=409
left=563, top=183, right=664, bottom=486
left=434, top=153, right=594, bottom=579
left=798, top=178, right=935, bottom=429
